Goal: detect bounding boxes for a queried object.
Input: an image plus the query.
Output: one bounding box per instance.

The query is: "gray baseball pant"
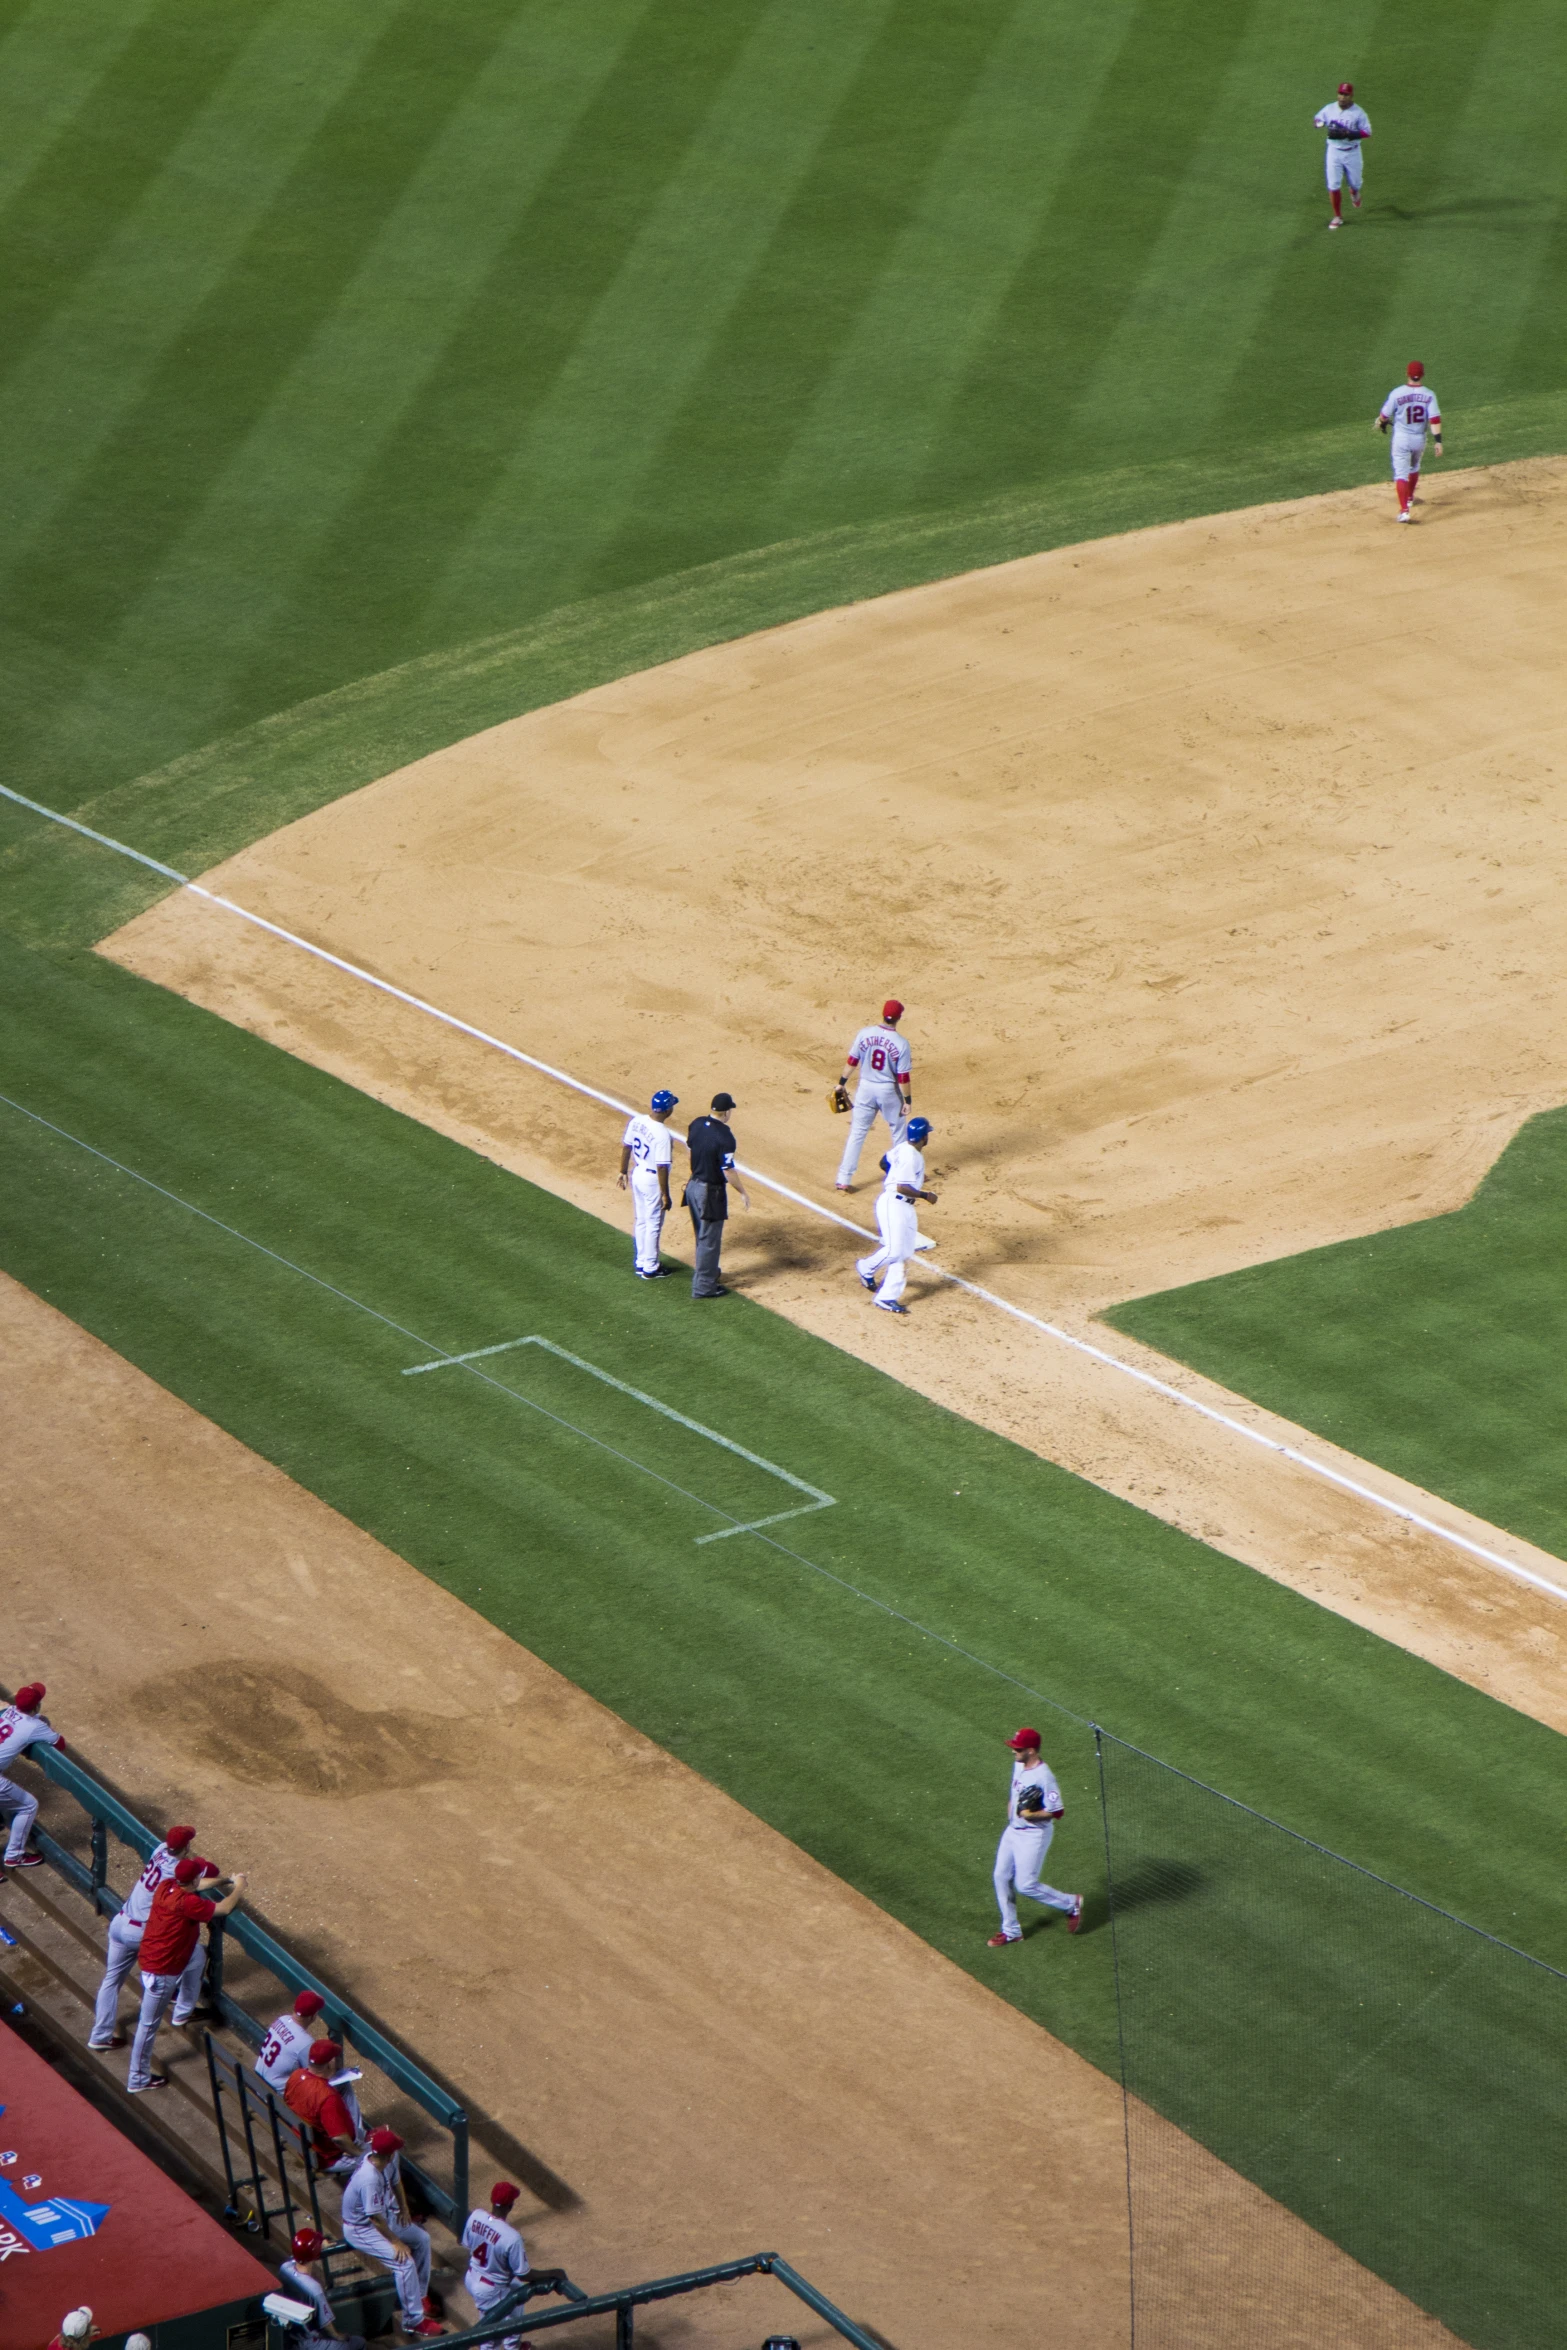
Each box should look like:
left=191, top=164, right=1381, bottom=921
left=684, top=1179, right=727, bottom=1296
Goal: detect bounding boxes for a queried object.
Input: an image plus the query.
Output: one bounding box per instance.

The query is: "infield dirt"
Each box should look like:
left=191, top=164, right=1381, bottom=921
left=107, top=457, right=1567, bottom=1729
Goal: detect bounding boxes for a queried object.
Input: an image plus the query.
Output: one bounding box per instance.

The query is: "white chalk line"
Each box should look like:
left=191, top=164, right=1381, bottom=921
left=7, top=779, right=1564, bottom=1606
left=403, top=1332, right=834, bottom=1543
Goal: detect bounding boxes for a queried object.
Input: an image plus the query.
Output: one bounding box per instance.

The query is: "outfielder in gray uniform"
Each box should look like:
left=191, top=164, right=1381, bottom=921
left=342, top=2129, right=440, bottom=2338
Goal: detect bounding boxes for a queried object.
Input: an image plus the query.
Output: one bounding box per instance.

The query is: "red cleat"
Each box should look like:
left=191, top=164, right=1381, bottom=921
left=987, top=1930, right=1020, bottom=1948
left=1067, top=1895, right=1085, bottom=1934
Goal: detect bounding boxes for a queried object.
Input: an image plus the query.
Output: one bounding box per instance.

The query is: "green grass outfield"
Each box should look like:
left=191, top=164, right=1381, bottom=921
left=2, top=0, right=1566, bottom=823
left=1108, top=1107, right=1567, bottom=1565
left=4, top=926, right=1567, bottom=2343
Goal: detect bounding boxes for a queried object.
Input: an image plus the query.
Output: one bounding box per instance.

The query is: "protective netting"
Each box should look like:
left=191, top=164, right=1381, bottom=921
left=1098, top=1731, right=1567, bottom=2350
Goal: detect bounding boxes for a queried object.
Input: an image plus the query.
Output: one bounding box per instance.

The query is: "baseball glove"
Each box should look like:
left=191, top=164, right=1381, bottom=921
left=1017, top=1787, right=1063, bottom=1822
left=828, top=1082, right=852, bottom=1114
left=1326, top=121, right=1364, bottom=139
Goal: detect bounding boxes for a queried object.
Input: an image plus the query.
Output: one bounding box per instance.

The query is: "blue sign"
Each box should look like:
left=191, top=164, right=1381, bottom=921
left=0, top=2177, right=110, bottom=2248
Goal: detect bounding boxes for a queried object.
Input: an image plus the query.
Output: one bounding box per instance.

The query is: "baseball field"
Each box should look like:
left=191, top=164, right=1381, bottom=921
left=4, top=0, right=1567, bottom=2344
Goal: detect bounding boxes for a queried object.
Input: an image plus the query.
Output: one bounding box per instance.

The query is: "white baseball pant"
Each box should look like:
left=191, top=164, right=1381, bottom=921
left=343, top=2217, right=431, bottom=2328
left=630, top=1168, right=667, bottom=1273
left=856, top=1194, right=919, bottom=1304
left=91, top=1912, right=206, bottom=2046
left=994, top=1822, right=1076, bottom=1936
left=836, top=1082, right=906, bottom=1186
left=467, top=2273, right=530, bottom=2350
left=128, top=1967, right=185, bottom=2087
left=0, top=1774, right=38, bottom=1864
left=1325, top=143, right=1363, bottom=191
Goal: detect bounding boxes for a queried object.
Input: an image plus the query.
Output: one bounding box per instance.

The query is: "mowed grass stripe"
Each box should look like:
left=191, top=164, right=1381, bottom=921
left=0, top=0, right=255, bottom=385
left=761, top=0, right=1141, bottom=527
left=1381, top=2, right=1567, bottom=383
left=4, top=937, right=1567, bottom=2346
left=424, top=0, right=901, bottom=630
left=18, top=0, right=653, bottom=773
left=0, top=0, right=401, bottom=588
left=0, top=0, right=163, bottom=219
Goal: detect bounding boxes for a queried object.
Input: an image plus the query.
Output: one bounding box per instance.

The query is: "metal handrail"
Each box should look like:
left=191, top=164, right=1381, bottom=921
left=412, top=2252, right=886, bottom=2350
left=28, top=1739, right=468, bottom=2221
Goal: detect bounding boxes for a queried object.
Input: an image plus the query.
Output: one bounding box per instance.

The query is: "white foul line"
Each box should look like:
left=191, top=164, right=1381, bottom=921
left=6, top=780, right=1564, bottom=1606
left=402, top=1332, right=834, bottom=1543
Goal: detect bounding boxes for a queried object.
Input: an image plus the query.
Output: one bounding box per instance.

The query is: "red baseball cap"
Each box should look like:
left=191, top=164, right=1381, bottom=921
left=165, top=1826, right=197, bottom=1851
left=882, top=999, right=904, bottom=1021
left=309, top=2039, right=342, bottom=2067
left=295, top=1991, right=326, bottom=2019
left=369, top=2127, right=404, bottom=2154
left=13, top=1684, right=44, bottom=1711
left=292, top=2228, right=324, bottom=2259
left=1337, top=80, right=1353, bottom=96
left=491, top=2182, right=520, bottom=2208
left=1007, top=1727, right=1042, bottom=1751
left=1407, top=360, right=1425, bottom=380
left=173, top=1855, right=205, bottom=1884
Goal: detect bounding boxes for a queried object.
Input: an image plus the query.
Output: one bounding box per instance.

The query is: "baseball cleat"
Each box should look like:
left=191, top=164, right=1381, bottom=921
left=1067, top=1895, right=1085, bottom=1934
left=987, top=1930, right=1021, bottom=1947
left=634, top=1267, right=670, bottom=1279
left=1327, top=217, right=1342, bottom=230
left=1351, top=188, right=1362, bottom=206
left=9, top=1851, right=43, bottom=1868
left=874, top=1298, right=909, bottom=1315
left=858, top=1272, right=877, bottom=1291
left=834, top=1182, right=853, bottom=1192
left=1397, top=510, right=1414, bottom=522
left=87, top=2036, right=125, bottom=2051
left=129, top=2075, right=170, bottom=2093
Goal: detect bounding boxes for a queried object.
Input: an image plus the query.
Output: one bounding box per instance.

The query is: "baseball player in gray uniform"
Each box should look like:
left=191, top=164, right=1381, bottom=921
left=1314, top=83, right=1371, bottom=228
left=342, top=2128, right=442, bottom=2338
left=832, top=1000, right=912, bottom=1190
left=0, top=1682, right=63, bottom=1870
left=1377, top=362, right=1442, bottom=519
left=989, top=1728, right=1083, bottom=1945
left=88, top=1822, right=208, bottom=2049
left=254, top=1988, right=329, bottom=2089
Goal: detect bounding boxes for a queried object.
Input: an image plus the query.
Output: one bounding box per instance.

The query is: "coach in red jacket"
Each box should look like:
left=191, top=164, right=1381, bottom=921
left=127, top=1855, right=248, bottom=2092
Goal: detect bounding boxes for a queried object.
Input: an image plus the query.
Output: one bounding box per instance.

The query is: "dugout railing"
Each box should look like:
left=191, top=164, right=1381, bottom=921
left=29, top=1740, right=471, bottom=2223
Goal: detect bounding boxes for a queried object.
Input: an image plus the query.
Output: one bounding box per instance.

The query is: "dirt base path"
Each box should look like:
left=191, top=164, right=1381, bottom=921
left=2, top=1270, right=1458, bottom=2349
left=106, top=457, right=1567, bottom=1727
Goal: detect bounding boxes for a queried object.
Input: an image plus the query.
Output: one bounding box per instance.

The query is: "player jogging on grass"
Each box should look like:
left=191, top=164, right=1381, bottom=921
left=1315, top=82, right=1370, bottom=229
left=1377, top=363, right=1442, bottom=521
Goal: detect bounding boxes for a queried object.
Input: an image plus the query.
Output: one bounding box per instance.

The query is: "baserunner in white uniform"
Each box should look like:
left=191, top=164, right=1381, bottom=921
left=1377, top=362, right=1442, bottom=520
left=855, top=1118, right=936, bottom=1316
left=618, top=1089, right=677, bottom=1278
left=834, top=1001, right=912, bottom=1190
left=0, top=1682, right=64, bottom=1871
left=1314, top=82, right=1371, bottom=228
left=989, top=1727, right=1083, bottom=1946
left=461, top=2182, right=530, bottom=2350
left=88, top=1822, right=209, bottom=2050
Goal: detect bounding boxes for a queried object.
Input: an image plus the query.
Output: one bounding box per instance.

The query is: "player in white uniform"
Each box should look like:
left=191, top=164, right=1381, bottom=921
left=854, top=1118, right=936, bottom=1315
left=0, top=1682, right=64, bottom=1870
left=254, top=1987, right=329, bottom=2089
left=88, top=1822, right=214, bottom=2049
left=1377, top=362, right=1442, bottom=520
left=461, top=2182, right=531, bottom=2350
left=1314, top=83, right=1370, bottom=228
left=834, top=1000, right=912, bottom=1190
left=618, top=1089, right=677, bottom=1278
left=988, top=1728, right=1083, bottom=1946
left=341, top=2129, right=441, bottom=2338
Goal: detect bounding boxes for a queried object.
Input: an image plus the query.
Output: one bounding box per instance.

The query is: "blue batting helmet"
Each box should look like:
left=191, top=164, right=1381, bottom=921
left=650, top=1089, right=678, bottom=1113
left=906, top=1117, right=931, bottom=1144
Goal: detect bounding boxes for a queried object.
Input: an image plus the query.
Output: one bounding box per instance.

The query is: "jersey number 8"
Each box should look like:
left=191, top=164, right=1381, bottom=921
left=870, top=1047, right=886, bottom=1070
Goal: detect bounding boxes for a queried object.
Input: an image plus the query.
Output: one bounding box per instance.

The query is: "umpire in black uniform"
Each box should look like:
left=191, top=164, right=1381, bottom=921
left=684, top=1092, right=750, bottom=1298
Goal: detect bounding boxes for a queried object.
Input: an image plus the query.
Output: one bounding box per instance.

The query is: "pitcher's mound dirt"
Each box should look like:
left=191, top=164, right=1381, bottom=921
left=105, top=458, right=1567, bottom=1724
left=1, top=1271, right=1456, bottom=2349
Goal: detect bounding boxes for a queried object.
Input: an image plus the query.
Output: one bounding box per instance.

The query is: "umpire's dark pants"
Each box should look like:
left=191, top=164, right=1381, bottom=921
left=684, top=1178, right=727, bottom=1296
